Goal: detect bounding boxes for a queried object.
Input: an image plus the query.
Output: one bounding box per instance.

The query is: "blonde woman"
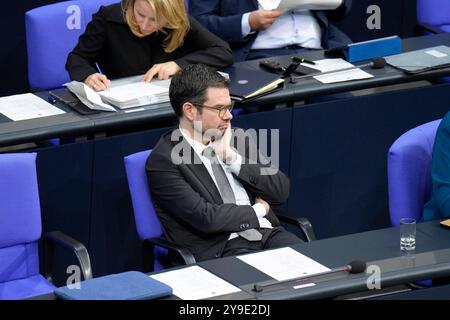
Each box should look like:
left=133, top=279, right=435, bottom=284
left=66, top=0, right=233, bottom=91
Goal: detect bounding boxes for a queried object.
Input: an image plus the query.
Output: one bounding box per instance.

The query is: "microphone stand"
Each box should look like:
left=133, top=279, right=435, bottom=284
left=252, top=266, right=350, bottom=292
left=252, top=260, right=367, bottom=292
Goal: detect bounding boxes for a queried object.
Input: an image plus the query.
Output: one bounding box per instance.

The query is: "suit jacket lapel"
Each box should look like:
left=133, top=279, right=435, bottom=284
left=172, top=135, right=224, bottom=204
left=313, top=11, right=328, bottom=27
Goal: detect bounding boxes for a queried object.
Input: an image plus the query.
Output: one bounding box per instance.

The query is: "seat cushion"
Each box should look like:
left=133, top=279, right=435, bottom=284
left=0, top=243, right=40, bottom=283
left=0, top=274, right=55, bottom=300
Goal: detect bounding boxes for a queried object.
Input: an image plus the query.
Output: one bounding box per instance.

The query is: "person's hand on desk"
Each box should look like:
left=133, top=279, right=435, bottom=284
left=255, top=197, right=270, bottom=215
left=84, top=73, right=111, bottom=91
left=143, top=61, right=181, bottom=82
left=249, top=10, right=283, bottom=31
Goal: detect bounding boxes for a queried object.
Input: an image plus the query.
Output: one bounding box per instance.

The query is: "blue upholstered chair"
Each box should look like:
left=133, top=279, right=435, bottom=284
left=124, top=149, right=316, bottom=271
left=387, top=119, right=441, bottom=227
left=417, top=0, right=450, bottom=34
left=25, top=0, right=118, bottom=91
left=387, top=119, right=442, bottom=288
left=0, top=153, right=92, bottom=300
left=124, top=150, right=196, bottom=272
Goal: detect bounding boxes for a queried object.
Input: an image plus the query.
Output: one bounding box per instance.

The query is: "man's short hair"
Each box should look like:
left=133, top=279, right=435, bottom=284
left=169, top=64, right=230, bottom=118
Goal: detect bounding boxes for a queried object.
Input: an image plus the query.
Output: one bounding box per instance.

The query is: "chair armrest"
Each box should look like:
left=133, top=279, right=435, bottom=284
left=44, top=231, right=93, bottom=283
left=146, top=237, right=196, bottom=265
left=275, top=212, right=317, bottom=242
left=417, top=22, right=445, bottom=34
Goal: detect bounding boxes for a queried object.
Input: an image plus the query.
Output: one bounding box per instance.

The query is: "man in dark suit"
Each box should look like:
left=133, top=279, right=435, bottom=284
left=189, top=0, right=352, bottom=61
left=146, top=64, right=301, bottom=262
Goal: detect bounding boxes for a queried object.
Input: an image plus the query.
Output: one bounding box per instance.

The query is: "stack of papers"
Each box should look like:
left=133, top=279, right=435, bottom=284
left=65, top=81, right=116, bottom=112
left=65, top=76, right=171, bottom=112
left=99, top=79, right=170, bottom=109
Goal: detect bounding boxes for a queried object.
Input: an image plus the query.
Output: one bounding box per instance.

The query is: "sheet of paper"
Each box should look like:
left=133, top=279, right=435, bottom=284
left=82, top=84, right=117, bottom=112
left=65, top=81, right=117, bottom=112
left=150, top=266, right=241, bottom=300
left=100, top=81, right=169, bottom=102
left=96, top=77, right=171, bottom=109
left=108, top=76, right=170, bottom=89
left=237, top=247, right=330, bottom=281
left=278, top=0, right=342, bottom=11
left=308, top=58, right=374, bottom=84
left=0, top=93, right=65, bottom=121
left=259, top=0, right=281, bottom=10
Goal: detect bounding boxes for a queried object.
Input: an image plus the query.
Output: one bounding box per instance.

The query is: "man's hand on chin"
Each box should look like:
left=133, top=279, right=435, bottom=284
left=212, top=123, right=237, bottom=164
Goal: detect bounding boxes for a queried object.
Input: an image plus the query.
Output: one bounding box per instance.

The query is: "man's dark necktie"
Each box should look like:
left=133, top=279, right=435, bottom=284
left=203, top=147, right=262, bottom=241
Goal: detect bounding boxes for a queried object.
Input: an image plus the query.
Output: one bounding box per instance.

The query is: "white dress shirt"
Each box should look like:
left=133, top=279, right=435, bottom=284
left=241, top=0, right=322, bottom=50
left=180, top=128, right=273, bottom=240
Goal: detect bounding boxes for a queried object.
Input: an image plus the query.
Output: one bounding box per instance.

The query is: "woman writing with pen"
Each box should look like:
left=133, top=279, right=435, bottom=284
left=66, top=0, right=233, bottom=91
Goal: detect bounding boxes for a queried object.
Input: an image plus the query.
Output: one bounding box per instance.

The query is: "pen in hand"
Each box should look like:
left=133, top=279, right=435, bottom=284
left=291, top=56, right=316, bottom=65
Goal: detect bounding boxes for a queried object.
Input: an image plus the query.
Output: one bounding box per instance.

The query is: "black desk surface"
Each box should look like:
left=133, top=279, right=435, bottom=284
left=30, top=221, right=450, bottom=300
left=0, top=91, right=175, bottom=147
left=2, top=33, right=450, bottom=147
left=372, top=283, right=450, bottom=300
left=234, top=32, right=450, bottom=105
left=197, top=221, right=450, bottom=300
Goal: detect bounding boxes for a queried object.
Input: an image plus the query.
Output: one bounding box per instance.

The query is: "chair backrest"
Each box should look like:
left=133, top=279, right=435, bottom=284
left=25, top=0, right=118, bottom=91
left=417, top=0, right=450, bottom=27
left=0, top=153, right=42, bottom=283
left=124, top=149, right=168, bottom=271
left=387, top=119, right=442, bottom=227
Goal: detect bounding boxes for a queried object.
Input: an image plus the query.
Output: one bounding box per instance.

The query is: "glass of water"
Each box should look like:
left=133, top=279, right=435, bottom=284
left=400, top=218, right=416, bottom=251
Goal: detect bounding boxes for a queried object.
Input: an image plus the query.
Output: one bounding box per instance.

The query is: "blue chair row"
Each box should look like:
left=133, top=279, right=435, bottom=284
left=0, top=153, right=92, bottom=300
left=124, top=118, right=442, bottom=273
left=0, top=118, right=442, bottom=299
left=125, top=119, right=441, bottom=273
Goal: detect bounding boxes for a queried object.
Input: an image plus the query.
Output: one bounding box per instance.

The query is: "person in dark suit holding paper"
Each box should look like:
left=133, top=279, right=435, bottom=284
left=189, top=0, right=352, bottom=61
left=146, top=64, right=302, bottom=262
left=423, top=111, right=450, bottom=221
left=66, top=0, right=233, bottom=91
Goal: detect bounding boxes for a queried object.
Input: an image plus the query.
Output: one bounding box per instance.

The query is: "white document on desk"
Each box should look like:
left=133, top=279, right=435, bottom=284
left=65, top=81, right=117, bottom=112
left=149, top=265, right=241, bottom=300
left=308, top=58, right=374, bottom=84
left=0, top=93, right=65, bottom=121
left=99, top=79, right=170, bottom=109
left=237, top=247, right=330, bottom=281
left=100, top=81, right=168, bottom=101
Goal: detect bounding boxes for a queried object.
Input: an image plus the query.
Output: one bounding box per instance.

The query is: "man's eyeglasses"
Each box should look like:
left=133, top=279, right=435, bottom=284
left=192, top=101, right=234, bottom=118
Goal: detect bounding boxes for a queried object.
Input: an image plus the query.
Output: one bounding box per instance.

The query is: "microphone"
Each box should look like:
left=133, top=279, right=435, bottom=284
left=346, top=260, right=367, bottom=273
left=252, top=260, right=367, bottom=292
left=289, top=57, right=387, bottom=83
